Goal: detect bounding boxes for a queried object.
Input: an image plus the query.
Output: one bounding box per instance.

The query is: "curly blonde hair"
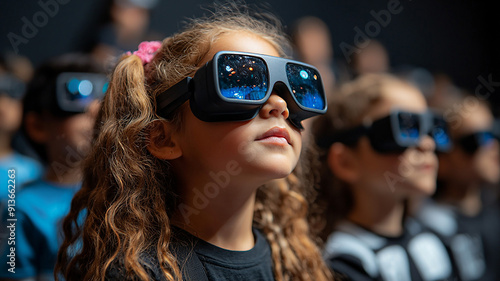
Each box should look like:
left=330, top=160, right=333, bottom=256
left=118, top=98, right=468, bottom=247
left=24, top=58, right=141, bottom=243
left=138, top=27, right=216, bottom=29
left=56, top=4, right=333, bottom=281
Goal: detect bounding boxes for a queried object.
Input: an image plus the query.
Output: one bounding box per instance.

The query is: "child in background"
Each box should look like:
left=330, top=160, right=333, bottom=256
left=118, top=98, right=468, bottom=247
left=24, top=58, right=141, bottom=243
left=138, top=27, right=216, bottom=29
left=312, top=73, right=458, bottom=281
left=349, top=39, right=390, bottom=79
left=0, top=54, right=42, bottom=204
left=91, top=0, right=161, bottom=66
left=0, top=53, right=104, bottom=280
left=56, top=5, right=333, bottom=281
left=0, top=74, right=43, bottom=203
left=417, top=93, right=500, bottom=281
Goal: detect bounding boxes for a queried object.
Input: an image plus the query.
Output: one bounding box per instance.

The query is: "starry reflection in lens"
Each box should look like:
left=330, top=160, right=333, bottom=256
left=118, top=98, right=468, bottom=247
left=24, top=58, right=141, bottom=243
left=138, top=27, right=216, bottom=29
left=286, top=63, right=324, bottom=109
left=218, top=54, right=268, bottom=100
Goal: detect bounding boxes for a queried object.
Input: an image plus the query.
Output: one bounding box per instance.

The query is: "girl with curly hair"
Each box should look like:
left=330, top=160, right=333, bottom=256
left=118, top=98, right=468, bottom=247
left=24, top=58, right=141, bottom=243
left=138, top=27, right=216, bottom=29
left=55, top=4, right=333, bottom=281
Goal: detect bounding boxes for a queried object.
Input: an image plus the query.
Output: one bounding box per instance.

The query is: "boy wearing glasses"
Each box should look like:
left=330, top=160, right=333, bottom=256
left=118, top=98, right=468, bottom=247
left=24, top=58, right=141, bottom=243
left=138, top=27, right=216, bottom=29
left=418, top=94, right=500, bottom=281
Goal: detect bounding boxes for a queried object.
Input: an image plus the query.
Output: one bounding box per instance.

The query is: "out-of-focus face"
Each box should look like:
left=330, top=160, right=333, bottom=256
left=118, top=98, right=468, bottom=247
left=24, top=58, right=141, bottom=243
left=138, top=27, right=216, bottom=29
left=439, top=102, right=500, bottom=186
left=112, top=4, right=149, bottom=36
left=0, top=95, right=22, bottom=135
left=36, top=100, right=99, bottom=166
left=353, top=41, right=389, bottom=75
left=351, top=83, right=437, bottom=199
left=295, top=21, right=332, bottom=64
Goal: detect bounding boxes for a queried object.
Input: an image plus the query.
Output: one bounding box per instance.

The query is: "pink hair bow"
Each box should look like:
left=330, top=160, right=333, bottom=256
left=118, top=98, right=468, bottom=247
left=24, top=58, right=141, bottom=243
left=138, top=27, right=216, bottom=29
left=126, top=41, right=162, bottom=65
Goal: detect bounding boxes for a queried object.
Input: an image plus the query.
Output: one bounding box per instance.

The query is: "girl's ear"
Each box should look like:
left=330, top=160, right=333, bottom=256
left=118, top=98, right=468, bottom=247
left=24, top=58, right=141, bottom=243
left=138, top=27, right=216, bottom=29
left=327, top=142, right=360, bottom=184
left=24, top=112, right=49, bottom=144
left=147, top=120, right=182, bottom=160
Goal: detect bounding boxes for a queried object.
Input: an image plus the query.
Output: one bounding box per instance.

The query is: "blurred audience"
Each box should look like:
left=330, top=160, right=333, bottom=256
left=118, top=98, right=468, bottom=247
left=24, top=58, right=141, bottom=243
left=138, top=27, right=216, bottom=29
left=0, top=54, right=43, bottom=204
left=392, top=65, right=435, bottom=101
left=349, top=39, right=390, bottom=78
left=417, top=92, right=500, bottom=281
left=91, top=0, right=161, bottom=68
left=0, top=53, right=105, bottom=280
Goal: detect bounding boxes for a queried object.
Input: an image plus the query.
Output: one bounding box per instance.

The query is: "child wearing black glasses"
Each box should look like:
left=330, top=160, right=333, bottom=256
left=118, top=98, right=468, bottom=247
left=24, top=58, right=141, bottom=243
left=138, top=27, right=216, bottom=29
left=416, top=93, right=500, bottom=281
left=312, top=73, right=459, bottom=281
left=0, top=53, right=104, bottom=280
left=55, top=4, right=333, bottom=281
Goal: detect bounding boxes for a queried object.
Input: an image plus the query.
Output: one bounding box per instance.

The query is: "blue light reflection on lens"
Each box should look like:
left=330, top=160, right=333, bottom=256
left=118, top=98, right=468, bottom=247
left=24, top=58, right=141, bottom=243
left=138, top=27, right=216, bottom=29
left=78, top=80, right=93, bottom=96
left=102, top=82, right=109, bottom=93
left=431, top=117, right=452, bottom=151
left=218, top=54, right=268, bottom=100
left=398, top=113, right=420, bottom=141
left=67, top=78, right=80, bottom=94
left=433, top=128, right=451, bottom=146
left=478, top=132, right=495, bottom=146
left=286, top=63, right=325, bottom=110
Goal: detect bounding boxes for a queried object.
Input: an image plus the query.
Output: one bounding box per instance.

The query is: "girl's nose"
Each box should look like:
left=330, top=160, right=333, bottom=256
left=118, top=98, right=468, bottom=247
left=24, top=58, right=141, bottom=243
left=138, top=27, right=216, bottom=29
left=259, top=93, right=289, bottom=120
left=418, top=134, right=436, bottom=152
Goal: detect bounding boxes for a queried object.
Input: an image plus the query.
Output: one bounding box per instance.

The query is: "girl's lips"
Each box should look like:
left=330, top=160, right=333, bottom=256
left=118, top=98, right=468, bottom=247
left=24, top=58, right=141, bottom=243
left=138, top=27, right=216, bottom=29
left=417, top=162, right=436, bottom=171
left=256, top=126, right=291, bottom=145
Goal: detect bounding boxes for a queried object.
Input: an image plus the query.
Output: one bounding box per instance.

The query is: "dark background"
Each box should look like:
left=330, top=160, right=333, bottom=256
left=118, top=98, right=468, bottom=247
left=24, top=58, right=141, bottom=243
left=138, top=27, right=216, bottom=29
left=1, top=0, right=499, bottom=100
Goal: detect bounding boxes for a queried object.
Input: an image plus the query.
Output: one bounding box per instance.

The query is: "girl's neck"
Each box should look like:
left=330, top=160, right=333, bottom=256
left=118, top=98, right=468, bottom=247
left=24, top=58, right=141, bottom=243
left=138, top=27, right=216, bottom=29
left=439, top=182, right=482, bottom=216
left=348, top=188, right=405, bottom=237
left=172, top=179, right=257, bottom=251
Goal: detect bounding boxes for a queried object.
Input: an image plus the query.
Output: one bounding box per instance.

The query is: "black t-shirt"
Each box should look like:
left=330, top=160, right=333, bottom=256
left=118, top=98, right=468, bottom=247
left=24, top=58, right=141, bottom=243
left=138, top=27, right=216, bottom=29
left=323, top=218, right=459, bottom=281
left=106, top=227, right=275, bottom=281
left=417, top=199, right=500, bottom=281
left=190, top=228, right=274, bottom=281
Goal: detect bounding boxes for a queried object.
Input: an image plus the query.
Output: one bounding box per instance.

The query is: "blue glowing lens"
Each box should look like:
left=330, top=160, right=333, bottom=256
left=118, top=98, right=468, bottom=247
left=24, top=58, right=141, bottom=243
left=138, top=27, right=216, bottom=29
left=433, top=128, right=451, bottom=147
left=477, top=132, right=495, bottom=146
left=217, top=54, right=268, bottom=101
left=67, top=78, right=80, bottom=94
left=397, top=112, right=420, bottom=141
left=286, top=63, right=325, bottom=110
left=431, top=117, right=451, bottom=151
left=66, top=78, right=94, bottom=102
left=102, top=82, right=109, bottom=93
left=78, top=80, right=93, bottom=96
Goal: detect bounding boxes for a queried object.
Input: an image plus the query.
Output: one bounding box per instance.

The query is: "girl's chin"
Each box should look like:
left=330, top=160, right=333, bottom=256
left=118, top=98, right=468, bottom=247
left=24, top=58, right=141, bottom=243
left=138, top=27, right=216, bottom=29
left=411, top=184, right=436, bottom=197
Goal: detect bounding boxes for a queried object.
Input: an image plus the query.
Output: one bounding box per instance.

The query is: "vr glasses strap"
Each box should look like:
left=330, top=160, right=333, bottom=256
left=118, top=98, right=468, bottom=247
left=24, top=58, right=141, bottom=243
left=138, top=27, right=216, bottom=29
left=157, top=77, right=192, bottom=119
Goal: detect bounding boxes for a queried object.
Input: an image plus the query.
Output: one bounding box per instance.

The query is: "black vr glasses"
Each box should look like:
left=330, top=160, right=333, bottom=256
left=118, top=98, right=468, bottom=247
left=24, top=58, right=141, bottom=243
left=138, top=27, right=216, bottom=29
left=455, top=131, right=498, bottom=154
left=156, top=51, right=327, bottom=129
left=317, top=110, right=452, bottom=154
left=0, top=74, right=25, bottom=100
left=56, top=72, right=108, bottom=113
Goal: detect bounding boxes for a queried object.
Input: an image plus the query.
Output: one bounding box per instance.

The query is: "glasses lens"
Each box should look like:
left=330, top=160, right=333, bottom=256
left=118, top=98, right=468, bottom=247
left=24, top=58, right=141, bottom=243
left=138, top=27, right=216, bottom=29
left=397, top=112, right=420, bottom=141
left=432, top=117, right=452, bottom=151
left=458, top=132, right=495, bottom=153
left=217, top=54, right=268, bottom=101
left=477, top=132, right=495, bottom=147
left=286, top=63, right=325, bottom=110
